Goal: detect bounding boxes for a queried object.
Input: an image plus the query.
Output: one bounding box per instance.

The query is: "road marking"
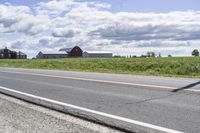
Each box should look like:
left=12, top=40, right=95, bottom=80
left=0, top=70, right=199, bottom=92
left=0, top=86, right=183, bottom=133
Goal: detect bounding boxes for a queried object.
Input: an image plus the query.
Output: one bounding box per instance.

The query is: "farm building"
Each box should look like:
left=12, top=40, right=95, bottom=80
left=36, top=51, right=67, bottom=59
left=17, top=51, right=27, bottom=59
left=36, top=46, right=112, bottom=59
left=82, top=51, right=113, bottom=58
left=59, top=46, right=83, bottom=57
left=0, top=47, right=27, bottom=59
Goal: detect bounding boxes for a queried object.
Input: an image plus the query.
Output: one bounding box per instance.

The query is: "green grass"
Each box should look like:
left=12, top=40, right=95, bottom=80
left=0, top=57, right=200, bottom=78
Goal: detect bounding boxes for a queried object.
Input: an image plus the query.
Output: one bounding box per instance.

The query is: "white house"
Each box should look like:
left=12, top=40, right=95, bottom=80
left=82, top=51, right=113, bottom=58
left=36, top=51, right=67, bottom=59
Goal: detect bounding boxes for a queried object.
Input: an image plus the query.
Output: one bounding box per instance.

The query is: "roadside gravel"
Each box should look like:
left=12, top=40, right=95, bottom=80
left=0, top=93, right=122, bottom=133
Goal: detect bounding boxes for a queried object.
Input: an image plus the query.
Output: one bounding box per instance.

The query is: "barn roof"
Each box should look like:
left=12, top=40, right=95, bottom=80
left=17, top=51, right=27, bottom=55
left=83, top=51, right=112, bottom=54
left=59, top=46, right=82, bottom=53
left=40, top=51, right=67, bottom=55
left=59, top=48, right=73, bottom=52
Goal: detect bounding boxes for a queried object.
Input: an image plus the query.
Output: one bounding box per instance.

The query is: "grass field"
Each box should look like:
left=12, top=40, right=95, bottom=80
left=0, top=57, right=200, bottom=78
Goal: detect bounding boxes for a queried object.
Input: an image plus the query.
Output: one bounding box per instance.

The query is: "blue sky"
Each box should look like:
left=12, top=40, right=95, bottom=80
left=91, top=0, right=200, bottom=12
left=2, top=0, right=200, bottom=12
left=0, top=0, right=200, bottom=57
left=0, top=0, right=46, bottom=6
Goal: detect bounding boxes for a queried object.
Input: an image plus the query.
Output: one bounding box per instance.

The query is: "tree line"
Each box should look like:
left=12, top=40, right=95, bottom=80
left=113, top=49, right=200, bottom=58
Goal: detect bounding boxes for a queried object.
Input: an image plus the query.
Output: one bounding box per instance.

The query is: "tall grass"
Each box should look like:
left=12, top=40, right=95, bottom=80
left=0, top=57, right=200, bottom=78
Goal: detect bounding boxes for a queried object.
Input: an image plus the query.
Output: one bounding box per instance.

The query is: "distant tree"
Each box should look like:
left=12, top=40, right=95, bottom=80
left=113, top=55, right=119, bottom=58
left=158, top=53, right=162, bottom=58
left=192, top=49, right=199, bottom=56
left=132, top=55, right=137, bottom=58
left=140, top=55, right=147, bottom=58
left=168, top=54, right=172, bottom=57
left=147, top=52, right=156, bottom=57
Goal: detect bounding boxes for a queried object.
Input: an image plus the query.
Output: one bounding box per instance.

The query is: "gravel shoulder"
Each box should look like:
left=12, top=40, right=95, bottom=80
left=0, top=93, right=122, bottom=133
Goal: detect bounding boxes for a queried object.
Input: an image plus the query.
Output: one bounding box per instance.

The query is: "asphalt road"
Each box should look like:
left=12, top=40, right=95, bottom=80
left=0, top=67, right=199, bottom=133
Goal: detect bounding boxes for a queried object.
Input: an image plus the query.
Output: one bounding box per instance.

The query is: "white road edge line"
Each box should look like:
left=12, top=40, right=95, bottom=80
left=0, top=86, right=183, bottom=133
left=0, top=70, right=199, bottom=92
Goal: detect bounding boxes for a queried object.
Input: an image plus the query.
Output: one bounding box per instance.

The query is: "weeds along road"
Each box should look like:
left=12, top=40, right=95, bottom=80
left=0, top=67, right=200, bottom=132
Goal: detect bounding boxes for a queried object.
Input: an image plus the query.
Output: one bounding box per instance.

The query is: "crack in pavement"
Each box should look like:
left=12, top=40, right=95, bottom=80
left=133, top=92, right=186, bottom=105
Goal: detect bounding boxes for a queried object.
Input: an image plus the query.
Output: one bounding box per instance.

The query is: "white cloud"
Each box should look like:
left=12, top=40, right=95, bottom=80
left=52, top=28, right=76, bottom=37
left=0, top=0, right=200, bottom=57
left=0, top=4, right=51, bottom=35
left=91, top=11, right=200, bottom=41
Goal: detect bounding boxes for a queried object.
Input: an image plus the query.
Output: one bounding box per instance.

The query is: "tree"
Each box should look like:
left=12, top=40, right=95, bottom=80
left=192, top=49, right=199, bottom=56
left=132, top=55, right=137, bottom=58
left=113, top=55, right=121, bottom=58
left=140, top=55, right=147, bottom=58
left=168, top=54, right=172, bottom=57
left=158, top=53, right=162, bottom=58
left=147, top=52, right=156, bottom=57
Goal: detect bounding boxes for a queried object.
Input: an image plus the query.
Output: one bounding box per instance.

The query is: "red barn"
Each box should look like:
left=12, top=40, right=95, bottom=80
left=59, top=46, right=83, bottom=57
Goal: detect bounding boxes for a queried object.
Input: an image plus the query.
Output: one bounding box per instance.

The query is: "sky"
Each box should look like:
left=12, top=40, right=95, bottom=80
left=0, top=0, right=200, bottom=58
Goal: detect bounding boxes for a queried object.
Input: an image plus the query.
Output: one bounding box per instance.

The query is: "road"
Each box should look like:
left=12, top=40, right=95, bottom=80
left=0, top=67, right=199, bottom=133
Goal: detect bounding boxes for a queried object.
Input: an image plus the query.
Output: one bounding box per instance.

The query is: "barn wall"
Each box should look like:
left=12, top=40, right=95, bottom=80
left=68, top=46, right=83, bottom=57
left=83, top=53, right=113, bottom=58
left=37, top=54, right=67, bottom=59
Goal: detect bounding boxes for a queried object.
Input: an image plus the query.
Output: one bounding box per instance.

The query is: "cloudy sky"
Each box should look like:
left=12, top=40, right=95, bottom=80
left=0, top=0, right=200, bottom=58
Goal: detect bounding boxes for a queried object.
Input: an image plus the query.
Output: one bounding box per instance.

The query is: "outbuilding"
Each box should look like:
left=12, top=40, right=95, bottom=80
left=17, top=51, right=27, bottom=59
left=0, top=47, right=27, bottom=59
left=36, top=51, right=67, bottom=59
left=82, top=51, right=113, bottom=58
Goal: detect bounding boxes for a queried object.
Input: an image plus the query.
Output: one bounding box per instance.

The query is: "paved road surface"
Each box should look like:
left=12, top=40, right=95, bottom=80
left=0, top=67, right=199, bottom=132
